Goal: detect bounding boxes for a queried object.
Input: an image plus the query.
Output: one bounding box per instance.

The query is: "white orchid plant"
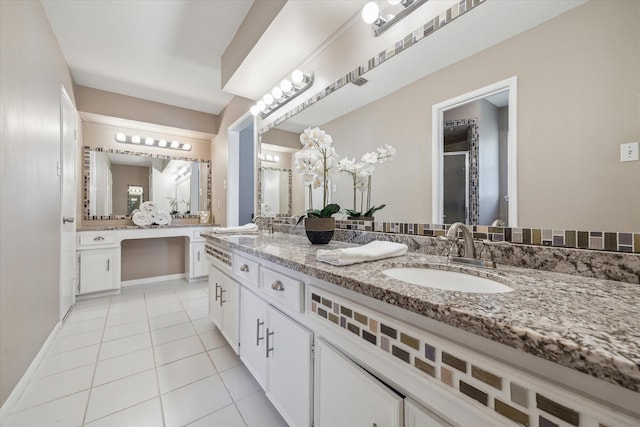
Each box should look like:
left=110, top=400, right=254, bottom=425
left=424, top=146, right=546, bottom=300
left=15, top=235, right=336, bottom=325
left=338, top=144, right=396, bottom=218
left=294, top=127, right=341, bottom=222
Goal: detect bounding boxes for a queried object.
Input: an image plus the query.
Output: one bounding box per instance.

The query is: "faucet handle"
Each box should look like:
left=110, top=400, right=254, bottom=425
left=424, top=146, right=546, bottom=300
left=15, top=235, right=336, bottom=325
left=480, top=239, right=510, bottom=264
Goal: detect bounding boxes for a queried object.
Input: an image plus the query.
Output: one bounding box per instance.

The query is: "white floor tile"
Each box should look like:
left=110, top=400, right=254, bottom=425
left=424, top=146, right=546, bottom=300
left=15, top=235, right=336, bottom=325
left=236, top=392, right=288, bottom=427
left=65, top=307, right=108, bottom=324
left=220, top=364, right=261, bottom=401
left=85, top=369, right=158, bottom=423
left=3, top=390, right=89, bottom=427
left=14, top=364, right=94, bottom=411
left=99, top=332, right=151, bottom=361
left=73, top=297, right=111, bottom=312
left=180, top=296, right=208, bottom=310
left=58, top=317, right=105, bottom=337
left=161, top=375, right=232, bottom=427
left=49, top=329, right=103, bottom=354
left=186, top=306, right=209, bottom=321
left=208, top=345, right=241, bottom=372
left=154, top=335, right=205, bottom=366
left=191, top=316, right=216, bottom=334
left=146, top=302, right=183, bottom=318
left=105, top=310, right=147, bottom=327
left=148, top=311, right=189, bottom=330
left=150, top=321, right=195, bottom=346
left=102, top=319, right=149, bottom=342
left=177, top=289, right=208, bottom=302
left=145, top=294, right=180, bottom=308
left=93, top=347, right=155, bottom=386
left=35, top=344, right=99, bottom=378
left=186, top=403, right=246, bottom=427
left=107, top=301, right=146, bottom=315
left=84, top=397, right=162, bottom=427
left=157, top=353, right=217, bottom=394
left=199, top=328, right=227, bottom=351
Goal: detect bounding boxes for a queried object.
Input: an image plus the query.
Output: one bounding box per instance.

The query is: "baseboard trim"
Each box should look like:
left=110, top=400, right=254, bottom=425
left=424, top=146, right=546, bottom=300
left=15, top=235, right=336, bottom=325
left=122, top=273, right=186, bottom=287
left=0, top=321, right=62, bottom=423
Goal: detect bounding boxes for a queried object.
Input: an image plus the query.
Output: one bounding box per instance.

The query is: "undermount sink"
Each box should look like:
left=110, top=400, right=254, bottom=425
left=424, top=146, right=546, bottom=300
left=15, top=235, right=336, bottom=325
left=382, top=268, right=513, bottom=293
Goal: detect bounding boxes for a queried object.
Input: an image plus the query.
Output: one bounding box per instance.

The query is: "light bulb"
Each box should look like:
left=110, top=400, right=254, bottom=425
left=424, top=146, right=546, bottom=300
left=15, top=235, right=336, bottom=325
left=274, top=155, right=280, bottom=162
left=388, top=0, right=401, bottom=4
left=158, top=139, right=167, bottom=147
left=257, top=101, right=266, bottom=112
left=263, top=93, right=275, bottom=105
left=271, top=86, right=283, bottom=100
left=131, top=135, right=141, bottom=144
left=362, top=2, right=380, bottom=24
left=115, top=132, right=126, bottom=142
left=182, top=143, right=191, bottom=151
left=171, top=140, right=180, bottom=149
left=145, top=137, right=154, bottom=146
left=280, top=79, right=292, bottom=93
left=250, top=105, right=260, bottom=116
left=291, top=69, right=305, bottom=85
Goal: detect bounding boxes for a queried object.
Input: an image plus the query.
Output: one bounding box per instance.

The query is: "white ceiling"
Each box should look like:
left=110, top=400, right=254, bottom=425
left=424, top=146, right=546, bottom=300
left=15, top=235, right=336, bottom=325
left=41, top=0, right=365, bottom=116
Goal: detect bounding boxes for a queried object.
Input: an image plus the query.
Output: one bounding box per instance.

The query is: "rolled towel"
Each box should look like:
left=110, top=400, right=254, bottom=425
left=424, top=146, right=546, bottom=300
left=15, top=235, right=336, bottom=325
left=211, top=223, right=259, bottom=234
left=154, top=211, right=172, bottom=226
left=140, top=201, right=158, bottom=217
left=316, top=241, right=408, bottom=266
left=132, top=211, right=153, bottom=226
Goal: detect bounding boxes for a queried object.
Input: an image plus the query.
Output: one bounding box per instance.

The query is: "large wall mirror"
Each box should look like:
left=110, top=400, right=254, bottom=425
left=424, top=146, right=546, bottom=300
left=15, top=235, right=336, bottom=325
left=257, top=0, right=639, bottom=233
left=84, top=147, right=211, bottom=220
left=257, top=167, right=292, bottom=217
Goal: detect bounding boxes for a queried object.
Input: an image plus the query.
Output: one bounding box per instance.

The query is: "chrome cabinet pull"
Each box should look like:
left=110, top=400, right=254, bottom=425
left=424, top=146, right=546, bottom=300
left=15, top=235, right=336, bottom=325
left=197, top=251, right=200, bottom=262
left=271, top=280, right=284, bottom=291
left=240, top=264, right=250, bottom=272
left=219, top=288, right=227, bottom=306
left=93, top=236, right=105, bottom=241
left=256, top=318, right=264, bottom=346
left=214, top=283, right=221, bottom=301
left=63, top=217, right=75, bottom=224
left=107, top=259, right=110, bottom=271
left=266, top=328, right=274, bottom=358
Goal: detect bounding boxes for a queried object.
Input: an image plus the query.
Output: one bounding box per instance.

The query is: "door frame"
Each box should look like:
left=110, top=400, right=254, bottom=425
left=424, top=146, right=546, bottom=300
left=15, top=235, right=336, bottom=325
left=227, top=112, right=257, bottom=226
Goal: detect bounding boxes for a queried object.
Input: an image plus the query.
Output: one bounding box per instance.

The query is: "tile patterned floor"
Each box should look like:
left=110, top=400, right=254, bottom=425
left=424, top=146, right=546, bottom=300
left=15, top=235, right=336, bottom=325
left=3, top=279, right=288, bottom=427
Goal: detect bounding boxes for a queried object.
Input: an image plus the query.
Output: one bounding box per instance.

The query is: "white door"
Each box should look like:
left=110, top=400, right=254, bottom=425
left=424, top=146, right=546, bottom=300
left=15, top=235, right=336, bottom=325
left=266, top=306, right=313, bottom=427
left=78, top=250, right=115, bottom=294
left=220, top=276, right=239, bottom=353
left=60, top=85, right=77, bottom=319
left=239, top=287, right=268, bottom=388
left=208, top=265, right=224, bottom=328
left=314, top=338, right=403, bottom=427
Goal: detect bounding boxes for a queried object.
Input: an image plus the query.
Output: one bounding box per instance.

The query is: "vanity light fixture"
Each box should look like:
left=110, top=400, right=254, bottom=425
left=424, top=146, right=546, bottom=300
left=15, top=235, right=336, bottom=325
left=260, top=153, right=280, bottom=163
left=362, top=0, right=428, bottom=37
left=114, top=133, right=192, bottom=151
left=250, top=69, right=315, bottom=119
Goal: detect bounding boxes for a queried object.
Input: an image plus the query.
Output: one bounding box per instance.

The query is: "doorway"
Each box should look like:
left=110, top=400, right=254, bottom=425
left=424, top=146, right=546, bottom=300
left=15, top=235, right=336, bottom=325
left=227, top=113, right=257, bottom=226
left=59, top=85, right=77, bottom=320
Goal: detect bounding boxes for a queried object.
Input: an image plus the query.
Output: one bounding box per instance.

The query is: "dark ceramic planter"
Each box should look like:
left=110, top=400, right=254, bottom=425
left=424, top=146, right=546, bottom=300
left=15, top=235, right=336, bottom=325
left=304, top=217, right=335, bottom=244
left=347, top=216, right=374, bottom=222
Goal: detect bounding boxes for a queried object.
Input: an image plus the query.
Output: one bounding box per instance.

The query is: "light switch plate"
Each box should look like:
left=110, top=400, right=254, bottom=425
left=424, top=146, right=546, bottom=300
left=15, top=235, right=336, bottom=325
left=620, top=142, right=639, bottom=162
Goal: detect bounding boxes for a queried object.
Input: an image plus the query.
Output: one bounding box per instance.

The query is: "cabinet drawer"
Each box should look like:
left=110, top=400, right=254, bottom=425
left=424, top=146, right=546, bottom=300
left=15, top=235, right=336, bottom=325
left=78, top=232, right=117, bottom=247
left=261, top=268, right=304, bottom=312
left=233, top=254, right=259, bottom=287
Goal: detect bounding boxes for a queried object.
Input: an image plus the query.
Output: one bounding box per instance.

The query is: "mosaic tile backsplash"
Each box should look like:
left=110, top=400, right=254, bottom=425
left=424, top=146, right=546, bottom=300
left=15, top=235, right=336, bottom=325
left=309, top=288, right=626, bottom=427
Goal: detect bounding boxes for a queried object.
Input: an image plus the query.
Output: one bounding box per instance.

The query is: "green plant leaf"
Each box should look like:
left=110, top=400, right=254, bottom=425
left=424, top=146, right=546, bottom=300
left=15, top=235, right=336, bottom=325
left=363, top=204, right=386, bottom=217
left=319, top=203, right=341, bottom=217
left=344, top=209, right=361, bottom=217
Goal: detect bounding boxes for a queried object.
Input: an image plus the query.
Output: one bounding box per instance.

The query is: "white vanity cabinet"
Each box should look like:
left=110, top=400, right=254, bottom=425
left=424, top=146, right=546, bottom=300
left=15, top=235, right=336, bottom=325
left=208, top=263, right=240, bottom=353
left=404, top=398, right=452, bottom=427
left=189, top=240, right=208, bottom=280
left=77, top=231, right=121, bottom=295
left=314, top=338, right=403, bottom=427
left=240, top=286, right=313, bottom=427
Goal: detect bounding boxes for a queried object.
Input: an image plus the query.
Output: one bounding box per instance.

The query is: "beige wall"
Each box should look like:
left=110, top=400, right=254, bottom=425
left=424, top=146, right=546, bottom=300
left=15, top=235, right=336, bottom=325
left=321, top=0, right=639, bottom=231
left=212, top=96, right=255, bottom=226
left=75, top=86, right=220, bottom=135
left=121, top=238, right=185, bottom=281
left=0, top=0, right=76, bottom=406
left=111, top=165, right=150, bottom=215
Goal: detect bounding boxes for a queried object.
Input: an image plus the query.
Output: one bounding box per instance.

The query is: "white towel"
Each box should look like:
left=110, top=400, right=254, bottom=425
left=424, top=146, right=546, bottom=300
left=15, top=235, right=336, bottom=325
left=132, top=211, right=153, bottom=226
left=211, top=223, right=259, bottom=234
left=154, top=211, right=172, bottom=226
left=140, top=201, right=158, bottom=217
left=316, top=241, right=408, bottom=266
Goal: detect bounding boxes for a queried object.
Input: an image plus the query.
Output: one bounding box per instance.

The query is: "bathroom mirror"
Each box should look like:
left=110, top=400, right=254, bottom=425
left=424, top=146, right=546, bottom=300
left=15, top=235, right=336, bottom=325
left=84, top=147, right=211, bottom=220
left=258, top=167, right=292, bottom=217
left=258, top=1, right=639, bottom=232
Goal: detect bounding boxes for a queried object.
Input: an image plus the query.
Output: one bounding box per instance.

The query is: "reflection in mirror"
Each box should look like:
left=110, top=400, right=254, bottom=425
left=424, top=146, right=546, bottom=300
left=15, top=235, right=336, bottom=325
left=258, top=167, right=292, bottom=217
left=84, top=147, right=211, bottom=220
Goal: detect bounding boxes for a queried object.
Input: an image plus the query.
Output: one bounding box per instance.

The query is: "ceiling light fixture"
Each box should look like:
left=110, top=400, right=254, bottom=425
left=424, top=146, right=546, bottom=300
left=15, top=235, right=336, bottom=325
left=251, top=70, right=314, bottom=119
left=114, top=134, right=192, bottom=151
left=362, top=0, right=428, bottom=37
left=260, top=153, right=280, bottom=163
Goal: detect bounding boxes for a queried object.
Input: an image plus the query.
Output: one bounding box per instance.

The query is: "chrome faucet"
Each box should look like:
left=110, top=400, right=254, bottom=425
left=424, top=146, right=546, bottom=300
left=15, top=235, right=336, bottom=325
left=252, top=216, right=274, bottom=233
left=437, top=222, right=509, bottom=268
left=446, top=222, right=476, bottom=260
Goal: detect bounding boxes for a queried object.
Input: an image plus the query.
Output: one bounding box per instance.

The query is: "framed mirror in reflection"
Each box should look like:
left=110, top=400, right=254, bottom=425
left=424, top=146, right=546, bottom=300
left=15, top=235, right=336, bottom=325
left=83, top=147, right=211, bottom=220
left=258, top=167, right=292, bottom=217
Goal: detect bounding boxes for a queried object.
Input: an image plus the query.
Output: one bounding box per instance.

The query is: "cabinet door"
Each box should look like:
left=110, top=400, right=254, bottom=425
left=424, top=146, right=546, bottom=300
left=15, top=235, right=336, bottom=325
left=314, top=338, right=403, bottom=427
left=266, top=307, right=313, bottom=427
left=79, top=249, right=116, bottom=294
left=239, top=287, right=268, bottom=388
left=221, top=274, right=240, bottom=353
left=405, top=398, right=452, bottom=427
left=208, top=264, right=224, bottom=329
left=191, top=242, right=208, bottom=278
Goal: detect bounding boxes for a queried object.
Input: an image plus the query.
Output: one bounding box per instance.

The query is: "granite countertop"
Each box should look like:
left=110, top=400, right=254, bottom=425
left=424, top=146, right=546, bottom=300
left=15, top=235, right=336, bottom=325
left=201, top=231, right=640, bottom=392
left=77, top=224, right=215, bottom=231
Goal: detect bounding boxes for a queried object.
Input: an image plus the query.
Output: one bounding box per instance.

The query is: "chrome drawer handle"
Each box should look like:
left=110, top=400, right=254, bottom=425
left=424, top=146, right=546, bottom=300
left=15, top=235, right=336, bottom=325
left=93, top=236, right=105, bottom=241
left=240, top=264, right=250, bottom=272
left=266, top=328, right=274, bottom=358
left=271, top=280, right=284, bottom=291
left=256, top=318, right=264, bottom=346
